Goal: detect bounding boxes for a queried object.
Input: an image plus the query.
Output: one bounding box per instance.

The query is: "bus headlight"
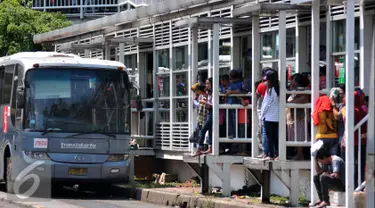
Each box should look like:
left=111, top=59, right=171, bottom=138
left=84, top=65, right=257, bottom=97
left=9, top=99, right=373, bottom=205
left=106, top=154, right=129, bottom=162
left=25, top=151, right=50, bottom=160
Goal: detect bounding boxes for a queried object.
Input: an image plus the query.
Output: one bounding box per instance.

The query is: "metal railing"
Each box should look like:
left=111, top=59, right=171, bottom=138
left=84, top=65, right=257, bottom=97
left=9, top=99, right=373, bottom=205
left=218, top=94, right=252, bottom=143
left=285, top=103, right=312, bottom=147
left=354, top=114, right=368, bottom=189
left=130, top=99, right=155, bottom=149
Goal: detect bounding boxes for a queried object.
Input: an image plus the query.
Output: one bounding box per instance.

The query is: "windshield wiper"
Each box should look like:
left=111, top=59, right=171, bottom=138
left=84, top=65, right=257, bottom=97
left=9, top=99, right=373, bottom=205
left=41, top=128, right=63, bottom=135
left=67, top=127, right=116, bottom=138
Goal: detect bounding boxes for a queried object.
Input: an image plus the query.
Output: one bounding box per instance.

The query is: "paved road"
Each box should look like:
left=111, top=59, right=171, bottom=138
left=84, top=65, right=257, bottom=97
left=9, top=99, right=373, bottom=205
left=0, top=185, right=169, bottom=208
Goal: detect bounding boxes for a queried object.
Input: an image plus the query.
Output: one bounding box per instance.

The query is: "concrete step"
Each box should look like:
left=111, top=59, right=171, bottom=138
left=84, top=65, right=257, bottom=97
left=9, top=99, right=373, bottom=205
left=329, top=191, right=345, bottom=206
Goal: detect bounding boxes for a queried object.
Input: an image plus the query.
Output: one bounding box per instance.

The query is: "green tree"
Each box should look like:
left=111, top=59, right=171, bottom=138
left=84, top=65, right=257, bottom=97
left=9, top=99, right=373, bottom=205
left=0, top=0, right=71, bottom=56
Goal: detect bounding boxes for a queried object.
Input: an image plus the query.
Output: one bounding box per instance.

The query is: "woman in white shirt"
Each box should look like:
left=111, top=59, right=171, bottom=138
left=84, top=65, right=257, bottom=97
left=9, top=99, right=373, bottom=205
left=260, top=70, right=280, bottom=160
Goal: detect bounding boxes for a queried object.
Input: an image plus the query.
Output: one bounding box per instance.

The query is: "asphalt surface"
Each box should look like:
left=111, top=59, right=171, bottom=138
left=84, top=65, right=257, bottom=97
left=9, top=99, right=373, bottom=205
left=0, top=184, right=169, bottom=208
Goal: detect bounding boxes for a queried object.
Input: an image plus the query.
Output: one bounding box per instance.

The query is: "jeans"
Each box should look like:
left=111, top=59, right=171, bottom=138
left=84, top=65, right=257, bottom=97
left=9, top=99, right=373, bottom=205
left=262, top=119, right=268, bottom=155
left=199, top=111, right=212, bottom=148
left=314, top=173, right=345, bottom=203
left=228, top=109, right=236, bottom=137
left=264, top=120, right=278, bottom=158
left=317, top=139, right=339, bottom=156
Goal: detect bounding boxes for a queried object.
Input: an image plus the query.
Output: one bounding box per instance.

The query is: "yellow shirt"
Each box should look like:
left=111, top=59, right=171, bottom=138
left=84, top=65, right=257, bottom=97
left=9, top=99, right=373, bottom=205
left=315, top=111, right=338, bottom=140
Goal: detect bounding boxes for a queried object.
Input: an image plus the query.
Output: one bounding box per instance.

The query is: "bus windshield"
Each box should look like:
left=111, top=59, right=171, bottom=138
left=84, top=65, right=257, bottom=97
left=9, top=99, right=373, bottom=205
left=23, top=68, right=131, bottom=134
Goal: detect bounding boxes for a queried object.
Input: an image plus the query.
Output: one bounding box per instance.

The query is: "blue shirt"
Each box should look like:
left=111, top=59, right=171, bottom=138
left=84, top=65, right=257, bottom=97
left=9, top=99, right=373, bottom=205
left=226, top=81, right=242, bottom=104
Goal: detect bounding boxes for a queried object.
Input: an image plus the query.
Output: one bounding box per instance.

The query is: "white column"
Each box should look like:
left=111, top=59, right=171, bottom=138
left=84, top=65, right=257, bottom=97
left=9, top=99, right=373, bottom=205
left=360, top=3, right=365, bottom=90
left=208, top=11, right=212, bottom=77
left=190, top=27, right=198, bottom=152
left=119, top=42, right=125, bottom=64
left=169, top=21, right=174, bottom=151
left=251, top=16, right=260, bottom=158
left=295, top=15, right=300, bottom=73
left=345, top=1, right=355, bottom=207
left=360, top=4, right=373, bottom=95
left=152, top=25, right=158, bottom=149
left=84, top=49, right=90, bottom=58
left=105, top=44, right=111, bottom=60
left=310, top=0, right=320, bottom=203
left=366, top=14, right=375, bottom=208
left=212, top=24, right=220, bottom=156
left=278, top=11, right=287, bottom=161
left=326, top=7, right=333, bottom=90
left=298, top=25, right=307, bottom=73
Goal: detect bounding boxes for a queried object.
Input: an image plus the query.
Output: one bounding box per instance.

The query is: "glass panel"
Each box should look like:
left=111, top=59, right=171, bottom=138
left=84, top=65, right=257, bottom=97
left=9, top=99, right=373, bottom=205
left=220, top=39, right=231, bottom=68
left=286, top=28, right=296, bottom=58
left=198, top=42, right=209, bottom=69
left=261, top=29, right=296, bottom=60
left=333, top=54, right=360, bottom=87
left=261, top=62, right=279, bottom=71
left=157, top=74, right=170, bottom=97
left=24, top=68, right=131, bottom=134
left=242, top=36, right=252, bottom=77
left=173, top=46, right=188, bottom=71
left=158, top=101, right=170, bottom=122
left=174, top=99, right=188, bottom=122
left=174, top=73, right=188, bottom=96
left=261, top=31, right=278, bottom=59
left=157, top=49, right=170, bottom=73
left=125, top=54, right=137, bottom=76
left=332, top=18, right=360, bottom=52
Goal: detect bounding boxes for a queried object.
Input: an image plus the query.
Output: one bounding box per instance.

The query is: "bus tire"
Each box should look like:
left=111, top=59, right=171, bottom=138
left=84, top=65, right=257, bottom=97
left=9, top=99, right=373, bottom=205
left=5, top=157, right=14, bottom=194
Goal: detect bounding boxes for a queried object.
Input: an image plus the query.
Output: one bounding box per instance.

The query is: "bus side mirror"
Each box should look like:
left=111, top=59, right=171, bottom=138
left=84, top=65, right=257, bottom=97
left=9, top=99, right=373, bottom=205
left=16, top=87, right=25, bottom=109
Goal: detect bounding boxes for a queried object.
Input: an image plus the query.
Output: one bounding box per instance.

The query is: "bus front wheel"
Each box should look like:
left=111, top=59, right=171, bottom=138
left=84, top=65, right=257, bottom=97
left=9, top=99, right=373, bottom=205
left=5, top=157, right=14, bottom=194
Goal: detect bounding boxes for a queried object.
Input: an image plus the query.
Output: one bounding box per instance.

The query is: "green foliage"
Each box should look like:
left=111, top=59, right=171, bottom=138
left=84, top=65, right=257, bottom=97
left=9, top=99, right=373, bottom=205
left=0, top=0, right=71, bottom=56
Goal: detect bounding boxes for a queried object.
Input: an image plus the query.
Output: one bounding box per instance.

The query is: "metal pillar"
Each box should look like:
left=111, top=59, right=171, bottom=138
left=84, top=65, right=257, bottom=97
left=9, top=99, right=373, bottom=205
left=152, top=24, right=158, bottom=149
left=295, top=15, right=300, bottom=73
left=212, top=24, right=220, bottom=156
left=326, top=7, right=333, bottom=90
left=365, top=14, right=375, bottom=208
left=310, top=0, right=320, bottom=203
left=190, top=27, right=199, bottom=152
left=169, top=20, right=174, bottom=151
left=359, top=3, right=372, bottom=95
left=208, top=12, right=212, bottom=78
left=278, top=11, right=287, bottom=161
left=251, top=15, right=261, bottom=158
left=119, top=43, right=125, bottom=63
left=105, top=44, right=111, bottom=60
left=345, top=1, right=355, bottom=207
left=84, top=49, right=90, bottom=58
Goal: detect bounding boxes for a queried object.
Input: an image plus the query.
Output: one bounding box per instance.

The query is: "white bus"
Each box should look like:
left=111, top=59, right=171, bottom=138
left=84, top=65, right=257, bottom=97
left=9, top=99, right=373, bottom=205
left=0, top=52, right=133, bottom=195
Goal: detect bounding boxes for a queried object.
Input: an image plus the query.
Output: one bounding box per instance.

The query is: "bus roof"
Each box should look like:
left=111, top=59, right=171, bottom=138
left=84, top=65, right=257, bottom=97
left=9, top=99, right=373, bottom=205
left=0, top=52, right=127, bottom=72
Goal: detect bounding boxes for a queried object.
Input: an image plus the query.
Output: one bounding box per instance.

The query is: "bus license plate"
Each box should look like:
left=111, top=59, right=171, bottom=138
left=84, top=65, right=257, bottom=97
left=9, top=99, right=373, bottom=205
left=68, top=168, right=87, bottom=175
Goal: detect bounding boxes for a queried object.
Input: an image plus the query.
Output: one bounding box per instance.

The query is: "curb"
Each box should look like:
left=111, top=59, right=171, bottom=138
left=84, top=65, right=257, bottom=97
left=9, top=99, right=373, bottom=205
left=135, top=188, right=257, bottom=208
left=0, top=196, right=40, bottom=208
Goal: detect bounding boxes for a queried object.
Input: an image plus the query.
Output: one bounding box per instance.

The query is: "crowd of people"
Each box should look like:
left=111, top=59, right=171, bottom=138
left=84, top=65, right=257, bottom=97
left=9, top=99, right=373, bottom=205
left=187, top=66, right=369, bottom=207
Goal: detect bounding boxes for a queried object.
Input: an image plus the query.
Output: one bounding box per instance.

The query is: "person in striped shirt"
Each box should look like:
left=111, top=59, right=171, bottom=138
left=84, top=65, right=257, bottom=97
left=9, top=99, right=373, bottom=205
left=260, top=69, right=280, bottom=161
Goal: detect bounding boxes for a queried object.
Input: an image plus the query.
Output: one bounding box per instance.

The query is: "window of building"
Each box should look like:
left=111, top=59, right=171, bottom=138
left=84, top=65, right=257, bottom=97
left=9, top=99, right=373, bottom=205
left=157, top=74, right=170, bottom=97
left=173, top=46, right=188, bottom=71
left=333, top=54, right=360, bottom=87
left=125, top=54, right=137, bottom=76
left=332, top=18, right=360, bottom=53
left=157, top=49, right=170, bottom=72
left=158, top=101, right=170, bottom=122
left=219, top=39, right=231, bottom=68
left=261, top=29, right=296, bottom=60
